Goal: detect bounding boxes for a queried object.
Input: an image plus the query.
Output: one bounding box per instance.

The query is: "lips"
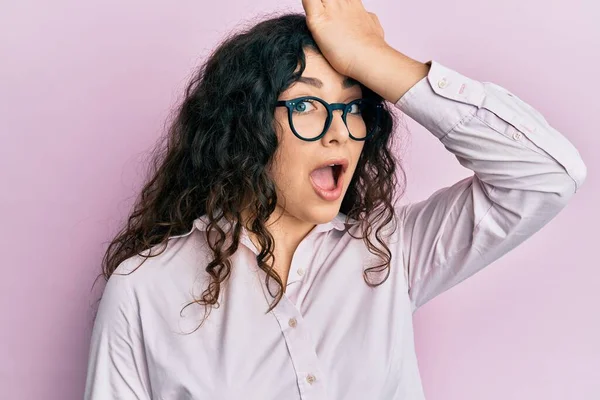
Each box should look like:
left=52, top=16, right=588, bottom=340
left=309, top=166, right=345, bottom=201
left=308, top=158, right=349, bottom=201
left=309, top=158, right=349, bottom=179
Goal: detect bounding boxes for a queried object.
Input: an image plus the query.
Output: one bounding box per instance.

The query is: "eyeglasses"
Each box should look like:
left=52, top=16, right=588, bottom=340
left=275, top=96, right=383, bottom=142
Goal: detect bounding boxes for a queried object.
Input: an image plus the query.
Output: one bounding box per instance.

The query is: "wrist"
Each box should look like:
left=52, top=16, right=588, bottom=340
left=347, top=40, right=392, bottom=81
left=351, top=44, right=430, bottom=103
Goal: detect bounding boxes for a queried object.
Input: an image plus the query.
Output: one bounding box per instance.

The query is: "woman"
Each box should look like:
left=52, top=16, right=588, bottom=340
left=84, top=1, right=587, bottom=399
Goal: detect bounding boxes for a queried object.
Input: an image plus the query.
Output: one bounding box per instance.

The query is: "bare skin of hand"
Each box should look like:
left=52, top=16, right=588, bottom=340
left=301, top=0, right=430, bottom=103
left=301, top=0, right=387, bottom=79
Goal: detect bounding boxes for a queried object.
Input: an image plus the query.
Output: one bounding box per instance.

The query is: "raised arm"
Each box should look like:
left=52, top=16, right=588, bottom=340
left=392, top=60, right=586, bottom=311
left=300, top=0, right=587, bottom=312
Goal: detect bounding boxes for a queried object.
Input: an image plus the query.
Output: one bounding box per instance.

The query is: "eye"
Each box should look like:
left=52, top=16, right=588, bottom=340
left=348, top=101, right=362, bottom=115
left=292, top=99, right=317, bottom=114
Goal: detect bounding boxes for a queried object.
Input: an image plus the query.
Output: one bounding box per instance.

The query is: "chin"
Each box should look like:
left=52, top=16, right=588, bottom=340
left=299, top=203, right=341, bottom=225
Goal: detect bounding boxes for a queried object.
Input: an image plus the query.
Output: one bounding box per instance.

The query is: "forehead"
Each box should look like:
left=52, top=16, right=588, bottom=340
left=287, top=49, right=362, bottom=94
left=301, top=49, right=339, bottom=75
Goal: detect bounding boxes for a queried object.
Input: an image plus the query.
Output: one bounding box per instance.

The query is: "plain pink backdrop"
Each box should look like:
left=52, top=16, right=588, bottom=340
left=1, top=0, right=598, bottom=399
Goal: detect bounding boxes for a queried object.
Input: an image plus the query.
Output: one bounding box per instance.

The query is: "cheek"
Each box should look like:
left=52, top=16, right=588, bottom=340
left=271, top=112, right=309, bottom=185
left=346, top=144, right=365, bottom=180
left=271, top=140, right=307, bottom=192
left=351, top=142, right=365, bottom=164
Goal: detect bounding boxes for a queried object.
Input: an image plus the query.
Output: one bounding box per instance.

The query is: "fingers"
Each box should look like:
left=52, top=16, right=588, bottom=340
left=301, top=0, right=324, bottom=17
left=368, top=11, right=384, bottom=38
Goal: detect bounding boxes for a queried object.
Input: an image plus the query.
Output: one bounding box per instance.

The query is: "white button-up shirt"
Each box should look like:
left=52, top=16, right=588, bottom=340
left=84, top=60, right=587, bottom=399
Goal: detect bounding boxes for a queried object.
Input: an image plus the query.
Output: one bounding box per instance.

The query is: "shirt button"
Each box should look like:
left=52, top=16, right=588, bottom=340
left=512, top=130, right=522, bottom=141
left=297, top=267, right=305, bottom=276
left=306, top=374, right=316, bottom=384
left=438, top=77, right=448, bottom=88
left=288, top=318, right=297, bottom=328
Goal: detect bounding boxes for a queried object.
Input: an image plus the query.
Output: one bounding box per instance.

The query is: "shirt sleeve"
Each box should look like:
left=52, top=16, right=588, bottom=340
left=84, top=269, right=152, bottom=400
left=393, top=60, right=587, bottom=313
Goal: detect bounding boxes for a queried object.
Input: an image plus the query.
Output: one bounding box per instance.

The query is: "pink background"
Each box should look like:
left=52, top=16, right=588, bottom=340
left=1, top=0, right=598, bottom=399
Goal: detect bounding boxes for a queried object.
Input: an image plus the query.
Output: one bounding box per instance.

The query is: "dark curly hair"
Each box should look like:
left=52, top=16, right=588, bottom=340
left=97, top=11, right=408, bottom=330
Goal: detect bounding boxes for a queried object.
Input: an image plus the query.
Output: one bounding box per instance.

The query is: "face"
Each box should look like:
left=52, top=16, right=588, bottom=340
left=268, top=48, right=366, bottom=228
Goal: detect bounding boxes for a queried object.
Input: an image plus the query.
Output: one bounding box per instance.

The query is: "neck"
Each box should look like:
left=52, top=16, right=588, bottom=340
left=241, top=205, right=316, bottom=255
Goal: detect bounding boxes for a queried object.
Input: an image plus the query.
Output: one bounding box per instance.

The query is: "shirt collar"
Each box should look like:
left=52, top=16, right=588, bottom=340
left=168, top=210, right=358, bottom=245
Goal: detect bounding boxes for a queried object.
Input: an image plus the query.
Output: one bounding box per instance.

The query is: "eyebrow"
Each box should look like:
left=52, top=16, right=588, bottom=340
left=295, top=76, right=360, bottom=90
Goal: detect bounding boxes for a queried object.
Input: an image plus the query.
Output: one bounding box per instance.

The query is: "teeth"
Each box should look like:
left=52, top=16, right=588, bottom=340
left=329, top=164, right=335, bottom=167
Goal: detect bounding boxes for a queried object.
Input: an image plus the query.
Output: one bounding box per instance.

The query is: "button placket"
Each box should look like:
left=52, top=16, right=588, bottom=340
left=271, top=298, right=328, bottom=397
left=287, top=236, right=311, bottom=285
left=512, top=130, right=522, bottom=141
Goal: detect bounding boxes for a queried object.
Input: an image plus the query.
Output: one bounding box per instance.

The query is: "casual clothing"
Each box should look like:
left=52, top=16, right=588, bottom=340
left=84, top=60, right=586, bottom=400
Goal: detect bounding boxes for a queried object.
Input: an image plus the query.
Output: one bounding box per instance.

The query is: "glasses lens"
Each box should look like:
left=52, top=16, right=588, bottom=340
left=290, top=98, right=328, bottom=140
left=345, top=99, right=380, bottom=139
left=290, top=98, right=380, bottom=140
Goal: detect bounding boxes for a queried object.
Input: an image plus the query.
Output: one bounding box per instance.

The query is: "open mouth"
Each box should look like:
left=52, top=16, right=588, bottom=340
left=311, top=164, right=343, bottom=191
left=308, top=158, right=348, bottom=194
left=308, top=161, right=347, bottom=201
left=332, top=164, right=342, bottom=186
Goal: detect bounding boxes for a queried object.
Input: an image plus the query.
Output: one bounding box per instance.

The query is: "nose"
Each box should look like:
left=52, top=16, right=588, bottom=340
left=324, top=109, right=350, bottom=143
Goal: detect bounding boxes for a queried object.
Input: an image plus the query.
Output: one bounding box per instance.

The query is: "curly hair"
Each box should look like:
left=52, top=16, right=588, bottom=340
left=98, top=12, right=407, bottom=330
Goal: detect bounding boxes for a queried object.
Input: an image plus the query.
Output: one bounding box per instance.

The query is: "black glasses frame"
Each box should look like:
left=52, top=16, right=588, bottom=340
left=275, top=96, right=383, bottom=142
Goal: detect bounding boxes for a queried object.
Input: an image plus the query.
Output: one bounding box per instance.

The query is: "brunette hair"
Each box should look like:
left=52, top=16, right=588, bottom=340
left=98, top=12, right=407, bottom=329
